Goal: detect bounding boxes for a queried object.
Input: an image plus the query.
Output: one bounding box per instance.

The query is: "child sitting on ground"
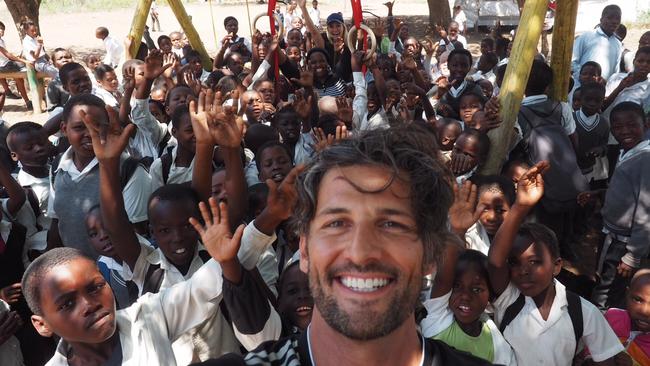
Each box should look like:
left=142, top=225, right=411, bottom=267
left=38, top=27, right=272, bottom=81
left=487, top=161, right=625, bottom=365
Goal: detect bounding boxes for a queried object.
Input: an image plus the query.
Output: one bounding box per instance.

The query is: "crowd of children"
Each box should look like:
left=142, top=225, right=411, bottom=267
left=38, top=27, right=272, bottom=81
left=0, top=1, right=649, bottom=365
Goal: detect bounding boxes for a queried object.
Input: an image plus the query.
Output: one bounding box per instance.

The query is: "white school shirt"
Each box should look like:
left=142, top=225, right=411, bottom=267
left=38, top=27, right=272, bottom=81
left=520, top=95, right=576, bottom=135
left=123, top=221, right=278, bottom=365
left=93, top=87, right=120, bottom=107
left=46, top=148, right=151, bottom=224
left=17, top=168, right=51, bottom=230
left=149, top=144, right=195, bottom=191
left=22, top=35, right=42, bottom=62
left=464, top=222, right=491, bottom=255
left=352, top=72, right=390, bottom=131
left=438, top=34, right=468, bottom=50
left=103, top=36, right=124, bottom=68
left=421, top=291, right=517, bottom=366
left=130, top=98, right=172, bottom=160
left=571, top=26, right=622, bottom=82
left=603, top=72, right=650, bottom=120
left=493, top=280, right=624, bottom=365
left=453, top=11, right=468, bottom=32
left=0, top=39, right=10, bottom=68
left=45, top=257, right=281, bottom=366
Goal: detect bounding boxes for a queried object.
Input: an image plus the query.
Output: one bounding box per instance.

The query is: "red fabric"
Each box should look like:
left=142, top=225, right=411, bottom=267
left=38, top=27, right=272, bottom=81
left=267, top=0, right=280, bottom=79
left=350, top=0, right=367, bottom=73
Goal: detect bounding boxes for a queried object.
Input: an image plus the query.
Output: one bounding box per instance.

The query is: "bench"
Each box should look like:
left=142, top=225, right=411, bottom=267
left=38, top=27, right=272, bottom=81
left=0, top=67, right=50, bottom=114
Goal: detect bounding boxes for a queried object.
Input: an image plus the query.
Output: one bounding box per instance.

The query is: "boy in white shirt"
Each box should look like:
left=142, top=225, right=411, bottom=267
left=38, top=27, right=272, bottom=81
left=95, top=27, right=124, bottom=68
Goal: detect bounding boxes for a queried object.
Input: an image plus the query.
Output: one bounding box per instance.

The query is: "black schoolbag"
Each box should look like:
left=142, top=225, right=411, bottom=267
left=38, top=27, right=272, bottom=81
left=516, top=100, right=588, bottom=208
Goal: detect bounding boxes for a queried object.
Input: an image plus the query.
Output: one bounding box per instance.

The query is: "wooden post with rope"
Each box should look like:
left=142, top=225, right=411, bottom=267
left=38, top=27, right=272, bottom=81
left=127, top=0, right=212, bottom=70
left=549, top=0, right=579, bottom=102
left=479, top=0, right=549, bottom=175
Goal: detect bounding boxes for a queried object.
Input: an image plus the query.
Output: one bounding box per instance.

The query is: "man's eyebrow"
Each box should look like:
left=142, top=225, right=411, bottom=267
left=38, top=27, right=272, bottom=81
left=316, top=207, right=349, bottom=216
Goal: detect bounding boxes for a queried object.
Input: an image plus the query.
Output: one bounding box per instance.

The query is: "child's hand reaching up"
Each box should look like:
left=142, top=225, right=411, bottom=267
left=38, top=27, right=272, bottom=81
left=515, top=160, right=549, bottom=207
left=449, top=180, right=483, bottom=236
left=189, top=90, right=244, bottom=148
left=143, top=50, right=174, bottom=80
left=80, top=106, right=136, bottom=162
left=189, top=198, right=245, bottom=283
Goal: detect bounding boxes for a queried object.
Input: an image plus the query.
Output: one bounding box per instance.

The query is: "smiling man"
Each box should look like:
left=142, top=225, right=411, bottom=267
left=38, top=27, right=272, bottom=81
left=197, top=125, right=492, bottom=365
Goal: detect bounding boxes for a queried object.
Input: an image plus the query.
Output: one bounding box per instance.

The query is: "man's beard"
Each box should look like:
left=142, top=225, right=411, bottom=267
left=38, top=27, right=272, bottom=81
left=309, top=261, right=421, bottom=341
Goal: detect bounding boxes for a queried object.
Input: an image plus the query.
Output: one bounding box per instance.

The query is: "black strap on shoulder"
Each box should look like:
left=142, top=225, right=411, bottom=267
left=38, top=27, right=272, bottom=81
left=50, top=153, right=63, bottom=187
left=161, top=146, right=174, bottom=185
left=566, top=290, right=584, bottom=345
left=142, top=264, right=164, bottom=295
left=157, top=131, right=172, bottom=157
left=119, top=157, right=143, bottom=190
left=198, top=250, right=211, bottom=263
left=499, top=293, right=525, bottom=334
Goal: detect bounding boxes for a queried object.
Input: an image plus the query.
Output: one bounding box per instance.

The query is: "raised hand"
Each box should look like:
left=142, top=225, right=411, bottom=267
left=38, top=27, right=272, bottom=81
left=290, top=69, right=314, bottom=89
left=292, top=89, right=313, bottom=120
left=449, top=181, right=482, bottom=235
left=311, top=125, right=349, bottom=153
left=221, top=35, right=233, bottom=50
left=516, top=161, right=549, bottom=207
left=264, top=165, right=305, bottom=221
left=0, top=283, right=21, bottom=305
left=351, top=50, right=365, bottom=72
left=183, top=70, right=202, bottom=96
left=80, top=105, right=136, bottom=161
left=144, top=49, right=174, bottom=80
left=335, top=96, right=353, bottom=125
left=189, top=90, right=244, bottom=148
left=122, top=66, right=136, bottom=92
left=189, top=198, right=245, bottom=265
left=163, top=53, right=180, bottom=79
left=401, top=57, right=418, bottom=72
left=36, top=36, right=44, bottom=45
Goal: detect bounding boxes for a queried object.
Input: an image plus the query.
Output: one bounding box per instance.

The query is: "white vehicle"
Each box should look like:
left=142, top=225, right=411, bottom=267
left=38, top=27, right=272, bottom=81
left=451, top=0, right=521, bottom=29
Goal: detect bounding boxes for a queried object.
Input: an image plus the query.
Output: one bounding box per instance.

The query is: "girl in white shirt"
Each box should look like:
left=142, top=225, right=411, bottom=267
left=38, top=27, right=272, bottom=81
left=20, top=19, right=57, bottom=77
left=93, top=64, right=121, bottom=107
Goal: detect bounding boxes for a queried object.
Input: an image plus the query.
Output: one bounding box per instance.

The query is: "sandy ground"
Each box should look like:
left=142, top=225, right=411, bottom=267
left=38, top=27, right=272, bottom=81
left=0, top=0, right=646, bottom=125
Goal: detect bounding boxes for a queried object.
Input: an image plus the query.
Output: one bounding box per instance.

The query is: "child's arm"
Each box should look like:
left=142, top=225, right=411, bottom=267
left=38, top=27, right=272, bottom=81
left=214, top=35, right=232, bottom=71
left=488, top=161, right=549, bottom=296
left=80, top=103, right=141, bottom=270
left=30, top=36, right=44, bottom=60
left=0, top=156, right=26, bottom=216
left=350, top=51, right=368, bottom=130
left=0, top=46, right=32, bottom=66
left=119, top=66, right=136, bottom=126
left=297, top=0, right=325, bottom=49
left=189, top=90, right=247, bottom=229
left=430, top=236, right=464, bottom=299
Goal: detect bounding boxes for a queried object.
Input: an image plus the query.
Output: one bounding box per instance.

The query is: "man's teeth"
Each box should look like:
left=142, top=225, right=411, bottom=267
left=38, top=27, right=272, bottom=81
left=340, top=277, right=389, bottom=292
left=175, top=248, right=186, bottom=254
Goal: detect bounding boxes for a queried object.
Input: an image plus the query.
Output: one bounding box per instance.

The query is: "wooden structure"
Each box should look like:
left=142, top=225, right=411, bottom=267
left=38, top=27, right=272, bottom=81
left=550, top=0, right=579, bottom=101
left=479, top=0, right=552, bottom=175
left=127, top=0, right=212, bottom=70
left=0, top=66, right=49, bottom=114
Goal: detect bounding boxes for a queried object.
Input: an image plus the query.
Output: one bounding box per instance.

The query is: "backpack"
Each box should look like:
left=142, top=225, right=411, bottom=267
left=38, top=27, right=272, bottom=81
left=516, top=100, right=588, bottom=210
left=499, top=290, right=584, bottom=349
left=50, top=153, right=143, bottom=190
left=160, top=146, right=175, bottom=185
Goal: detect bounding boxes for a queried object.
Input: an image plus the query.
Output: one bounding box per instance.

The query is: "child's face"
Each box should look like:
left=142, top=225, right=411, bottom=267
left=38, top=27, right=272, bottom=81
left=580, top=89, right=604, bottom=116
left=10, top=130, right=50, bottom=168
left=63, top=68, right=93, bottom=96
left=439, top=123, right=461, bottom=151
left=225, top=20, right=239, bottom=35
left=258, top=146, right=293, bottom=183
left=287, top=46, right=301, bottom=63
left=480, top=41, right=493, bottom=55
left=459, top=94, right=483, bottom=124
left=275, top=115, right=301, bottom=145
left=448, top=54, right=471, bottom=84
left=478, top=80, right=493, bottom=99
left=149, top=199, right=200, bottom=267
left=170, top=33, right=183, bottom=49
left=52, top=51, right=73, bottom=70
left=478, top=188, right=510, bottom=236
left=578, top=65, right=600, bottom=85
left=449, top=269, right=490, bottom=325
left=26, top=25, right=38, bottom=38
left=62, top=105, right=97, bottom=160
left=149, top=102, right=170, bottom=124
left=188, top=57, right=203, bottom=74
left=242, top=91, right=264, bottom=121
left=32, top=258, right=116, bottom=344
left=287, top=30, right=303, bottom=48
left=211, top=170, right=228, bottom=202
left=86, top=56, right=101, bottom=71
left=367, top=84, right=380, bottom=115
left=448, top=24, right=459, bottom=40
left=256, top=81, right=275, bottom=104
left=509, top=239, right=561, bottom=298
left=308, top=52, right=329, bottom=80
left=98, top=71, right=119, bottom=93
left=172, top=113, right=196, bottom=153
left=291, top=17, right=304, bottom=30
left=611, top=110, right=645, bottom=151
left=571, top=90, right=582, bottom=111
left=227, top=54, right=244, bottom=76
left=165, top=87, right=194, bottom=116
left=85, top=209, right=116, bottom=258
left=159, top=38, right=173, bottom=54
left=626, top=277, right=650, bottom=332
left=451, top=134, right=480, bottom=172
left=599, top=10, right=621, bottom=36
left=633, top=52, right=650, bottom=75
left=278, top=265, right=313, bottom=331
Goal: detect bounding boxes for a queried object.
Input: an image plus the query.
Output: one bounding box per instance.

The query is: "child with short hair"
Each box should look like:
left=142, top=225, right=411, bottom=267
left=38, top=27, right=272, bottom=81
left=45, top=48, right=74, bottom=112
left=459, top=92, right=485, bottom=127
left=439, top=49, right=485, bottom=120
left=450, top=128, right=490, bottom=184
left=277, top=256, right=313, bottom=335
left=150, top=105, right=195, bottom=189
left=438, top=118, right=462, bottom=163
left=20, top=19, right=57, bottom=77
left=93, top=64, right=121, bottom=107
left=573, top=82, right=609, bottom=185
left=589, top=102, right=650, bottom=309
left=271, top=105, right=314, bottom=165
left=95, top=26, right=124, bottom=68
left=487, top=161, right=625, bottom=365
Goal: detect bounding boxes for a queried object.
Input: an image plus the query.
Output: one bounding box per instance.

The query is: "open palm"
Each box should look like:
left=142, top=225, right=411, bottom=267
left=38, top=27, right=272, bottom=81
left=189, top=198, right=245, bottom=263
left=449, top=181, right=481, bottom=234
left=80, top=106, right=135, bottom=161
left=516, top=161, right=549, bottom=207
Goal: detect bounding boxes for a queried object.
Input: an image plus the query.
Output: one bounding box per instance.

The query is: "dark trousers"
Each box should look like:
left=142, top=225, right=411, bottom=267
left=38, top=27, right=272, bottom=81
left=592, top=236, right=628, bottom=309
left=535, top=199, right=578, bottom=261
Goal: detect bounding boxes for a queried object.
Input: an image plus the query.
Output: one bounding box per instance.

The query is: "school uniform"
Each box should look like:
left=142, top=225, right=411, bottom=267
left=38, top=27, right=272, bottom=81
left=572, top=26, right=623, bottom=82
left=45, top=76, right=70, bottom=112
left=103, top=35, right=124, bottom=68
left=149, top=144, right=194, bottom=190
left=21, top=35, right=57, bottom=78
left=93, top=87, right=120, bottom=108
left=0, top=300, right=24, bottom=366
left=130, top=97, right=174, bottom=161
left=17, top=168, right=51, bottom=229
left=421, top=291, right=516, bottom=365
left=593, top=141, right=650, bottom=308
left=440, top=80, right=484, bottom=119
left=573, top=109, right=610, bottom=181
left=47, top=149, right=152, bottom=258
left=603, top=72, right=650, bottom=120
left=45, top=255, right=281, bottom=366
left=494, top=280, right=623, bottom=365
left=464, top=222, right=491, bottom=255
left=352, top=72, right=390, bottom=131
left=122, top=221, right=278, bottom=365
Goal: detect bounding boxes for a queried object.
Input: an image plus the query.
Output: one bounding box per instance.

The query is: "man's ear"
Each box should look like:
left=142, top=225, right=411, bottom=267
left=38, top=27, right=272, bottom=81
left=299, top=235, right=309, bottom=274
left=31, top=315, right=54, bottom=338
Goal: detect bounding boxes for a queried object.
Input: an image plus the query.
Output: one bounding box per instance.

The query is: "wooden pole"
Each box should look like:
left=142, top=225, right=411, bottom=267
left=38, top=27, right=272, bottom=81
left=167, top=0, right=213, bottom=71
left=479, top=0, right=548, bottom=175
left=550, top=0, right=579, bottom=101
left=127, top=0, right=153, bottom=59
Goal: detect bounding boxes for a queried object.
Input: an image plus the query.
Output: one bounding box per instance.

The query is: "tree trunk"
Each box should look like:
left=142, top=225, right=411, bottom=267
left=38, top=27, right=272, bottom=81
left=428, top=0, right=451, bottom=30
left=4, top=0, right=42, bottom=37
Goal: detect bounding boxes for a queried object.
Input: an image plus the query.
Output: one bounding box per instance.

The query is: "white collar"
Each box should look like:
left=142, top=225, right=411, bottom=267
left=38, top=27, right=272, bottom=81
left=449, top=80, right=468, bottom=98
left=595, top=26, right=616, bottom=39
left=576, top=109, right=600, bottom=131
left=521, top=95, right=548, bottom=105
left=56, top=146, right=99, bottom=177
left=17, top=168, right=49, bottom=186
left=619, top=140, right=650, bottom=165
left=455, top=166, right=477, bottom=185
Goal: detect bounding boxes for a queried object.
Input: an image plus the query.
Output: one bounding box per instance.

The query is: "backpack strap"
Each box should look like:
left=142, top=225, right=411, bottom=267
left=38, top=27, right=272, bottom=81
left=160, top=146, right=175, bottom=185
left=142, top=263, right=164, bottom=295
left=499, top=293, right=525, bottom=334
left=157, top=131, right=172, bottom=157
left=50, top=153, right=63, bottom=188
left=198, top=250, right=211, bottom=263
left=119, top=157, right=143, bottom=190
left=566, top=290, right=584, bottom=346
